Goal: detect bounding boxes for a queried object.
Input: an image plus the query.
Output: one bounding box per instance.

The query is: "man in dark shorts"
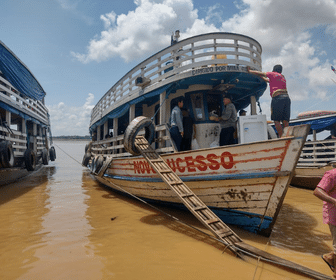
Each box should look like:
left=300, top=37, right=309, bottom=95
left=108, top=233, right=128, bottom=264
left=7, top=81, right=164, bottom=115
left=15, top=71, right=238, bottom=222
left=248, top=64, right=291, bottom=137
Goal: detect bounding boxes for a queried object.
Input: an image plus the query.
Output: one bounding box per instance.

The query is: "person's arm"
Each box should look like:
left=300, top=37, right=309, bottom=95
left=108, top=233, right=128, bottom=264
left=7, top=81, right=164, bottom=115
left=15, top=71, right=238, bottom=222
left=247, top=67, right=269, bottom=83
left=219, top=104, right=234, bottom=121
left=313, top=187, right=336, bottom=205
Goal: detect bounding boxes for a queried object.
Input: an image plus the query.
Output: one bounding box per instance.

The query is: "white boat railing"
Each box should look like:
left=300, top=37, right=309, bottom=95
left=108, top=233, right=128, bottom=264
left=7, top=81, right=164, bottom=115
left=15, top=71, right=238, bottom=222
left=0, top=75, right=50, bottom=125
left=298, top=139, right=336, bottom=167
left=0, top=125, right=46, bottom=157
left=90, top=32, right=263, bottom=127
left=90, top=124, right=175, bottom=158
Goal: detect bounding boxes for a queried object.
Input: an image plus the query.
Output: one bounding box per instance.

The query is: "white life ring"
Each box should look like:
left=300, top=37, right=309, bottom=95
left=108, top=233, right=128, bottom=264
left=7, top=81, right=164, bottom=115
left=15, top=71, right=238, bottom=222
left=124, top=116, right=155, bottom=156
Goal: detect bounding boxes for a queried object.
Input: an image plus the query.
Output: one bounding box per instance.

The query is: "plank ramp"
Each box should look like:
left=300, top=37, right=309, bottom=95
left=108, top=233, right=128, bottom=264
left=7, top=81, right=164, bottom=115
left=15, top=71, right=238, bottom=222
left=134, top=136, right=243, bottom=255
left=133, top=135, right=333, bottom=280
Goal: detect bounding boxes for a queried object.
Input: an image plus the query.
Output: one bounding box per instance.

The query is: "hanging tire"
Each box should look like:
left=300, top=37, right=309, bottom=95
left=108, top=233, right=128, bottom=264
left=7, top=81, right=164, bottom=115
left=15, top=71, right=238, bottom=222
left=82, top=152, right=91, bottom=167
left=124, top=116, right=155, bottom=156
left=85, top=143, right=91, bottom=153
left=94, top=155, right=104, bottom=173
left=90, top=157, right=96, bottom=172
left=49, top=146, right=56, bottom=161
left=42, top=148, right=49, bottom=165
left=24, top=149, right=36, bottom=171
left=0, top=141, right=15, bottom=168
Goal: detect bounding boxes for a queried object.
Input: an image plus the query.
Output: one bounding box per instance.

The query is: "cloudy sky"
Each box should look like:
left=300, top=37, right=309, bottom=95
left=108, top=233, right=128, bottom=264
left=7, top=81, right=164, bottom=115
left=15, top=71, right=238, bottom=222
left=1, top=0, right=336, bottom=136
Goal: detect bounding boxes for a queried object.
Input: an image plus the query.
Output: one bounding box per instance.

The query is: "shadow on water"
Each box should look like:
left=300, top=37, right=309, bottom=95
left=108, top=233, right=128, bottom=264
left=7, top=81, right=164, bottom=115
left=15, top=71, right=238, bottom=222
left=94, top=178, right=332, bottom=257
left=140, top=213, right=230, bottom=253
left=92, top=180, right=235, bottom=254
left=0, top=165, right=56, bottom=206
left=269, top=203, right=331, bottom=255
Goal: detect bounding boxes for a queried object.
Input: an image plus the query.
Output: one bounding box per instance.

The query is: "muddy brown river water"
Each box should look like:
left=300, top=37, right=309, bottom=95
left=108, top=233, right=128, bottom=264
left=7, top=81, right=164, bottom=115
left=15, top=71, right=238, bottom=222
left=0, top=140, right=334, bottom=279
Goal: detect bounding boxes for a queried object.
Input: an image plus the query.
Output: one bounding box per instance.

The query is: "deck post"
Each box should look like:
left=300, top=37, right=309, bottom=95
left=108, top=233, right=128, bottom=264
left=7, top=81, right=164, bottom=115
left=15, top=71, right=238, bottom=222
left=97, top=125, right=101, bottom=141
left=129, top=104, right=135, bottom=122
left=250, top=95, right=257, bottom=115
left=103, top=122, right=108, bottom=139
left=33, top=123, right=37, bottom=152
left=22, top=119, right=26, bottom=134
left=113, top=118, right=119, bottom=153
left=159, top=92, right=167, bottom=148
left=5, top=110, right=11, bottom=126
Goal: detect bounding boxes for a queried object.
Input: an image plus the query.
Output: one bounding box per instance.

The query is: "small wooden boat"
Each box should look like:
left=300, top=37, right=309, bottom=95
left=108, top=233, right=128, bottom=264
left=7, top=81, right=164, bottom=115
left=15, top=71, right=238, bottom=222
left=288, top=111, right=336, bottom=189
left=0, top=41, right=55, bottom=185
left=84, top=32, right=309, bottom=237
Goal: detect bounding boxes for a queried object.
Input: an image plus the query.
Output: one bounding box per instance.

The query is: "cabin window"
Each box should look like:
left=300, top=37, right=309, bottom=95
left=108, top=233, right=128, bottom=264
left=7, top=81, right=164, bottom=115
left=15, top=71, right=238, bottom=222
left=190, top=93, right=205, bottom=121
left=207, top=93, right=222, bottom=118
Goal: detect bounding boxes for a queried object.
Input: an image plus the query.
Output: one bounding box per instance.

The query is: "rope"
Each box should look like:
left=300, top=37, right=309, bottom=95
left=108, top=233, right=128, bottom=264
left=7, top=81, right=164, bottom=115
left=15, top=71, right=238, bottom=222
left=53, top=143, right=83, bottom=166
left=55, top=143, right=332, bottom=279
left=98, top=175, right=331, bottom=279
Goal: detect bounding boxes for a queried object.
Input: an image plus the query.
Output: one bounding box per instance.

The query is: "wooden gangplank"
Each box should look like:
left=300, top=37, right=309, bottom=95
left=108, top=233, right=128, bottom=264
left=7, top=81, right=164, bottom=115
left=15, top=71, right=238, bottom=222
left=133, top=136, right=333, bottom=280
left=134, top=136, right=243, bottom=256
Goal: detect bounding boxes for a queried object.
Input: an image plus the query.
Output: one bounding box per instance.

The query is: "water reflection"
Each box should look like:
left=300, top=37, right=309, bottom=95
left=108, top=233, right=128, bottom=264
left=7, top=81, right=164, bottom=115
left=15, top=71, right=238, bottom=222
left=271, top=203, right=331, bottom=255
left=0, top=140, right=333, bottom=279
left=0, top=166, right=55, bottom=279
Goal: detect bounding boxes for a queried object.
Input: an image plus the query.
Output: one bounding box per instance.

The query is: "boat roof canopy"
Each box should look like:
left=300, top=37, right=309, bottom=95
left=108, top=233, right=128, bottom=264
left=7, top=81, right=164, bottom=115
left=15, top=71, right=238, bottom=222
left=289, top=114, right=336, bottom=134
left=0, top=41, right=46, bottom=101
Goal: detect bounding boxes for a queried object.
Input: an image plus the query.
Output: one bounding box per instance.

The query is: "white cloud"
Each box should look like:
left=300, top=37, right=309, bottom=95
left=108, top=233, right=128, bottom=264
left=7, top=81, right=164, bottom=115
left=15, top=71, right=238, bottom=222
left=217, top=0, right=336, bottom=115
left=48, top=93, right=94, bottom=136
left=70, top=0, right=336, bottom=123
left=71, top=0, right=198, bottom=63
left=100, top=11, right=117, bottom=29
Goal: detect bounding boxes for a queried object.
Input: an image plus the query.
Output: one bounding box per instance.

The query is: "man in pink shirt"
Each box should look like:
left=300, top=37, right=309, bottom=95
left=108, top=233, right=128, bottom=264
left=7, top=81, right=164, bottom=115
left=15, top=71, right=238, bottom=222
left=248, top=65, right=291, bottom=137
left=314, top=168, right=336, bottom=278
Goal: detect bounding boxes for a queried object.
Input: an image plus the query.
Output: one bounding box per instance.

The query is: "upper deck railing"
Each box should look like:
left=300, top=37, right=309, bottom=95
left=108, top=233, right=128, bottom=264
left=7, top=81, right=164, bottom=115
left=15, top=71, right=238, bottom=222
left=298, top=139, right=336, bottom=167
left=0, top=75, right=50, bottom=126
left=90, top=32, right=263, bottom=127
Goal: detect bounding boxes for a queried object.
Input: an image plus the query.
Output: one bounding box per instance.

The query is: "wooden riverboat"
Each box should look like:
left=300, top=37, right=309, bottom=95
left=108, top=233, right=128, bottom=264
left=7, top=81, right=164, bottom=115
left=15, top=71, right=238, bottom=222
left=0, top=41, right=55, bottom=185
left=288, top=111, right=336, bottom=189
left=84, top=32, right=309, bottom=237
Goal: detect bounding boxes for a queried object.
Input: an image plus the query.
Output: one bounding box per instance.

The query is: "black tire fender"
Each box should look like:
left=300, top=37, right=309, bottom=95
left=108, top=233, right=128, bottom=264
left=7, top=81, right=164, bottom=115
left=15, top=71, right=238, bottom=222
left=94, top=155, right=104, bottom=173
left=0, top=141, right=14, bottom=168
left=42, top=148, right=48, bottom=165
left=124, top=116, right=155, bottom=156
left=90, top=157, right=96, bottom=172
left=82, top=152, right=91, bottom=167
left=49, top=146, right=56, bottom=161
left=24, top=149, right=36, bottom=171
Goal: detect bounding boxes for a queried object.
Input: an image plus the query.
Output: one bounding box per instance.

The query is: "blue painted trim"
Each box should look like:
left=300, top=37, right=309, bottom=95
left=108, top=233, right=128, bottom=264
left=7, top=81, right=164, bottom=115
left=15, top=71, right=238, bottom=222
left=105, top=170, right=279, bottom=183
left=128, top=195, right=272, bottom=235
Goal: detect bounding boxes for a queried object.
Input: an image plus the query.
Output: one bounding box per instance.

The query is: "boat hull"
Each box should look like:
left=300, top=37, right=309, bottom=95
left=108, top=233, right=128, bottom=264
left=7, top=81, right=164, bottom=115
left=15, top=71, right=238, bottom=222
left=291, top=163, right=336, bottom=189
left=92, top=125, right=308, bottom=236
left=0, top=164, right=44, bottom=186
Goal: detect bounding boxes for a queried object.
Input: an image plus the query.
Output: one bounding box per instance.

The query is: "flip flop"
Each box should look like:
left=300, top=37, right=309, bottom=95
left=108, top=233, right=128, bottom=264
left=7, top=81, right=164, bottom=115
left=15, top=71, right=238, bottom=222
left=322, top=255, right=335, bottom=272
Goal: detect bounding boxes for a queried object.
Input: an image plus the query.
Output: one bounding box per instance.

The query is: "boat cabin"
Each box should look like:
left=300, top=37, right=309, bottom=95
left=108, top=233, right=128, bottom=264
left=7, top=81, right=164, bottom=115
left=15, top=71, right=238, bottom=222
left=89, top=32, right=268, bottom=156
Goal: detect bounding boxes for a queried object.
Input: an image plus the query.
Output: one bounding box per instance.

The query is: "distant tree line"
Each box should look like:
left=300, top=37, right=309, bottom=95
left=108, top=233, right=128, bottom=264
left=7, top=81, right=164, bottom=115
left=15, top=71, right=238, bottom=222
left=53, top=135, right=91, bottom=140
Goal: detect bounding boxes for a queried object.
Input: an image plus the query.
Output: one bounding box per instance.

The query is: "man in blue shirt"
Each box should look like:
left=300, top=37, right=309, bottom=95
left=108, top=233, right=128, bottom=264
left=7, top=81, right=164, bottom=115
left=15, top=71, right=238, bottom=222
left=169, top=96, right=184, bottom=151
